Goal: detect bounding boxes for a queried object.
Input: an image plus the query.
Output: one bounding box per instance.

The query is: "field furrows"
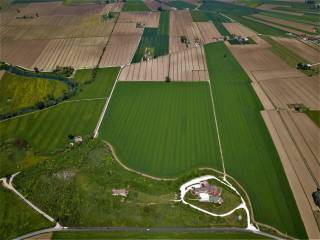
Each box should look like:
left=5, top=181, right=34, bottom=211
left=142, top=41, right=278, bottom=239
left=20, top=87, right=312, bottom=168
left=251, top=14, right=316, bottom=33
left=32, top=37, right=108, bottom=71
left=169, top=10, right=201, bottom=53
left=243, top=16, right=306, bottom=36
left=262, top=110, right=320, bottom=238
left=118, top=12, right=160, bottom=27
left=119, top=46, right=208, bottom=81
left=100, top=23, right=143, bottom=67
left=0, top=39, right=49, bottom=68
left=144, top=0, right=170, bottom=10
left=195, top=22, right=222, bottom=43
left=228, top=40, right=320, bottom=109
left=272, top=37, right=320, bottom=63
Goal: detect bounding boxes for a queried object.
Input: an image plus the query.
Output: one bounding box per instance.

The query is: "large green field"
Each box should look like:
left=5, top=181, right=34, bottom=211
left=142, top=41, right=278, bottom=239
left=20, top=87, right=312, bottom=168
left=132, top=11, right=169, bottom=63
left=0, top=187, right=52, bottom=240
left=0, top=100, right=104, bottom=152
left=0, top=72, right=67, bottom=115
left=53, top=231, right=265, bottom=239
left=122, top=0, right=149, bottom=11
left=204, top=42, right=306, bottom=238
left=98, top=82, right=222, bottom=177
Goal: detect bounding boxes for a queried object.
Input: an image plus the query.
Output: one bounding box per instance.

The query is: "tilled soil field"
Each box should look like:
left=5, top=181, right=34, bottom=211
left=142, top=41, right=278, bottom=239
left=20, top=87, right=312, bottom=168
left=144, top=0, right=170, bottom=11
left=0, top=39, right=49, bottom=68
left=262, top=110, right=320, bottom=239
left=244, top=16, right=306, bottom=36
left=169, top=10, right=202, bottom=53
left=228, top=35, right=320, bottom=109
left=118, top=12, right=160, bottom=27
left=100, top=22, right=143, bottom=67
left=32, top=37, right=108, bottom=71
left=251, top=14, right=316, bottom=33
left=272, top=37, right=320, bottom=63
left=195, top=22, right=222, bottom=43
left=119, top=46, right=208, bottom=81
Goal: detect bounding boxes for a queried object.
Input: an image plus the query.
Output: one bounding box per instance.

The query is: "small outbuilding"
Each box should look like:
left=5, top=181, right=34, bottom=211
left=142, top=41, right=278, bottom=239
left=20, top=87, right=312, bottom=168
left=112, top=189, right=129, bottom=197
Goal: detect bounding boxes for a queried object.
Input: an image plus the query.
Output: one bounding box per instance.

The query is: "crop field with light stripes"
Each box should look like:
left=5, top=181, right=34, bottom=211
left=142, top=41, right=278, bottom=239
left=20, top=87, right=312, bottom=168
left=204, top=42, right=306, bottom=239
left=98, top=82, right=222, bottom=177
left=0, top=100, right=104, bottom=152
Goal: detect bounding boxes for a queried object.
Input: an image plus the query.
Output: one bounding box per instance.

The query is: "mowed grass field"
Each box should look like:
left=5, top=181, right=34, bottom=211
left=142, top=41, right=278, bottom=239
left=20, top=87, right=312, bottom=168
left=0, top=72, right=68, bottom=115
left=73, top=67, right=120, bottom=99
left=0, top=100, right=104, bottom=152
left=132, top=11, right=169, bottom=63
left=122, top=0, right=150, bottom=11
left=204, top=42, right=306, bottom=238
left=98, top=82, right=222, bottom=177
left=0, top=187, right=52, bottom=240
left=168, top=0, right=196, bottom=10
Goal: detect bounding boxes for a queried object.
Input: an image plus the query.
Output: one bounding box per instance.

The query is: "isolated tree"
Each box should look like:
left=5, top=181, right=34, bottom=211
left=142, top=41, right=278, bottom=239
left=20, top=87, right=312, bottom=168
left=165, top=76, right=171, bottom=82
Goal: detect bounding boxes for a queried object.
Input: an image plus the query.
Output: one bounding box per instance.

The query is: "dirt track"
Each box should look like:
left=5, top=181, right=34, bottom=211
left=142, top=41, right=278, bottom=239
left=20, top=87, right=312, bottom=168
left=262, top=110, right=320, bottom=239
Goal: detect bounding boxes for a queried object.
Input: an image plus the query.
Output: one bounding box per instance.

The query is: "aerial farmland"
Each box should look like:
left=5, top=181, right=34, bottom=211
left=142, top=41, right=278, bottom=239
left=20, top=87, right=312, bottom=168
left=0, top=0, right=319, bottom=239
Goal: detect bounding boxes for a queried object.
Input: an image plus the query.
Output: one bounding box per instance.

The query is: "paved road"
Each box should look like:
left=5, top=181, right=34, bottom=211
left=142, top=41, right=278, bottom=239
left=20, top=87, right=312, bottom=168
left=15, top=226, right=280, bottom=240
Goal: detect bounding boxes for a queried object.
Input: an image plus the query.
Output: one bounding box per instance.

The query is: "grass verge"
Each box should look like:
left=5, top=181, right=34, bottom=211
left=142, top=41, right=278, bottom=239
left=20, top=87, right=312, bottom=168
left=0, top=187, right=52, bottom=240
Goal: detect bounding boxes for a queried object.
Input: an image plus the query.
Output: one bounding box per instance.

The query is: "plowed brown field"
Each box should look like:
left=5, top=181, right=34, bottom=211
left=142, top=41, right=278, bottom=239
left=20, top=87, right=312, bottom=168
left=118, top=46, right=208, bottom=81
left=100, top=23, right=143, bottom=67
left=32, top=37, right=108, bottom=71
left=195, top=22, right=222, bottom=43
left=272, top=37, right=320, bottom=63
left=262, top=110, right=320, bottom=239
left=118, top=12, right=160, bottom=27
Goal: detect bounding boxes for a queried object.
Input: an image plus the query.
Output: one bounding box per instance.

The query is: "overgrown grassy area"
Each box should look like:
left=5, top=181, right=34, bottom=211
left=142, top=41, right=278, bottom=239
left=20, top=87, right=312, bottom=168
left=262, top=36, right=318, bottom=76
left=0, top=100, right=104, bottom=152
left=132, top=11, right=169, bottom=63
left=305, top=110, right=320, bottom=127
left=14, top=140, right=244, bottom=228
left=167, top=0, right=195, bottom=10
left=0, top=72, right=68, bottom=115
left=204, top=42, right=306, bottom=239
left=98, top=82, right=222, bottom=177
left=0, top=139, right=47, bottom=177
left=72, top=67, right=120, bottom=99
left=122, top=0, right=149, bottom=11
left=53, top=231, right=265, bottom=239
left=0, top=187, right=52, bottom=240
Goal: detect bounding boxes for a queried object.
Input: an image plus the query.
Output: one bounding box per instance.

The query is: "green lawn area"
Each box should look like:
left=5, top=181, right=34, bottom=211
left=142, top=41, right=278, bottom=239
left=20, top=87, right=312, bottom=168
left=14, top=140, right=244, bottom=228
left=132, top=11, right=169, bottom=63
left=191, top=10, right=210, bottom=22
left=0, top=100, right=104, bottom=152
left=53, top=231, right=265, bottom=239
left=305, top=110, right=320, bottom=127
left=0, top=72, right=68, bottom=115
left=98, top=82, right=222, bottom=177
left=0, top=187, right=52, bottom=240
left=167, top=0, right=196, bottom=10
left=72, top=67, right=120, bottom=100
left=204, top=42, right=306, bottom=239
left=122, top=0, right=149, bottom=11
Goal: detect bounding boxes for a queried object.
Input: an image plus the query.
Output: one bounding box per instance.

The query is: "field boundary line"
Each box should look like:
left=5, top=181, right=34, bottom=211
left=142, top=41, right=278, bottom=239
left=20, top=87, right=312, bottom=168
left=103, top=141, right=176, bottom=181
left=93, top=69, right=121, bottom=138
left=0, top=98, right=105, bottom=123
left=207, top=80, right=226, bottom=177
